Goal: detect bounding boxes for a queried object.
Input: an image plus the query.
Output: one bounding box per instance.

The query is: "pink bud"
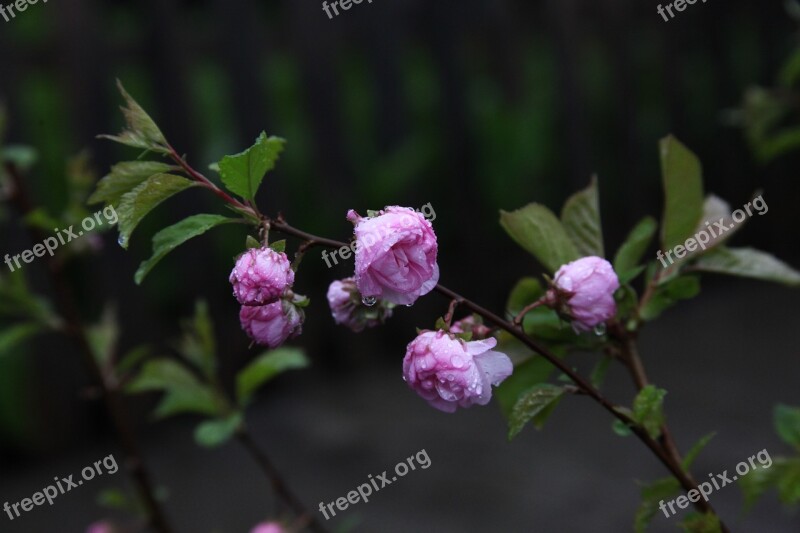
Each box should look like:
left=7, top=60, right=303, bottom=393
left=402, top=330, right=512, bottom=412
left=449, top=315, right=492, bottom=339
left=551, top=256, right=620, bottom=332
left=86, top=522, right=116, bottom=533
left=350, top=206, right=439, bottom=306
left=230, top=248, right=295, bottom=306
left=327, top=277, right=393, bottom=332
left=240, top=300, right=304, bottom=348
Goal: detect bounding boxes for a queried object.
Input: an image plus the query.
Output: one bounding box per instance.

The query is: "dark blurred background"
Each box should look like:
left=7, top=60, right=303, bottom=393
left=1, top=0, right=799, bottom=531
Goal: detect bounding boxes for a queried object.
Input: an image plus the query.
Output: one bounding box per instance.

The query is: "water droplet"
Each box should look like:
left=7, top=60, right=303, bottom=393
left=117, top=235, right=126, bottom=247
left=405, top=304, right=413, bottom=308
left=362, top=296, right=377, bottom=307
left=593, top=323, right=607, bottom=336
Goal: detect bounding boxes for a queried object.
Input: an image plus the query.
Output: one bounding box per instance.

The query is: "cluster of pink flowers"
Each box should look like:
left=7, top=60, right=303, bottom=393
left=232, top=205, right=621, bottom=413
left=231, top=247, right=305, bottom=348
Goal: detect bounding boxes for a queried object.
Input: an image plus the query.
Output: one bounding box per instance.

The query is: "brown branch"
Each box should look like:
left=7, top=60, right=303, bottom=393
left=4, top=162, right=173, bottom=533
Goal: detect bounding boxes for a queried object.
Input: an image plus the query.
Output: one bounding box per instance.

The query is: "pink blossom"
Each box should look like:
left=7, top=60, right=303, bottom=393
left=230, top=248, right=295, bottom=306
left=240, top=300, right=303, bottom=348
left=349, top=206, right=439, bottom=306
left=250, top=522, right=285, bottom=533
left=551, top=256, right=619, bottom=332
left=402, top=330, right=512, bottom=413
left=327, top=277, right=393, bottom=332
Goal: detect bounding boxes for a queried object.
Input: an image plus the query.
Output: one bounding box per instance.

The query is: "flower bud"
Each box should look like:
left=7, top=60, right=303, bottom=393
left=402, top=330, right=512, bottom=412
left=86, top=522, right=116, bottom=533
left=550, top=256, right=619, bottom=332
left=449, top=315, right=492, bottom=340
left=349, top=206, right=439, bottom=306
left=230, top=248, right=295, bottom=306
left=240, top=299, right=304, bottom=348
left=327, top=277, right=393, bottom=333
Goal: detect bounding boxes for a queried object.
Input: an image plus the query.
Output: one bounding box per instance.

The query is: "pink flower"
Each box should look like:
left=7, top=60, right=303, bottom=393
left=250, top=522, right=285, bottom=533
left=550, top=256, right=620, bottom=332
left=327, top=277, right=393, bottom=332
left=86, top=522, right=115, bottom=533
left=402, top=330, right=512, bottom=413
left=450, top=315, right=492, bottom=340
left=230, top=248, right=295, bottom=306
left=240, top=300, right=303, bottom=348
left=348, top=206, right=439, bottom=306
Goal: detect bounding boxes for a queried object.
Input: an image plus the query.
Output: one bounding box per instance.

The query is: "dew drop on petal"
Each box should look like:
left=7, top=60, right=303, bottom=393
left=117, top=235, right=126, bottom=247
left=593, top=323, right=607, bottom=336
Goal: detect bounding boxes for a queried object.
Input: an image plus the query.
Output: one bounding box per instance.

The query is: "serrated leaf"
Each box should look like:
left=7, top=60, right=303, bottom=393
left=683, top=432, right=716, bottom=469
left=679, top=512, right=722, bottom=533
left=0, top=323, right=41, bottom=356
left=135, top=214, right=237, bottom=284
left=236, top=348, right=309, bottom=406
left=99, top=81, right=168, bottom=153
left=508, top=383, right=565, bottom=439
left=635, top=477, right=681, bottom=533
left=88, top=161, right=176, bottom=206
left=126, top=359, right=220, bottom=419
left=614, top=217, right=657, bottom=278
left=775, top=404, right=800, bottom=449
left=496, top=356, right=557, bottom=418
left=660, top=136, right=704, bottom=251
left=633, top=385, right=667, bottom=440
left=218, top=132, right=285, bottom=201
left=500, top=204, right=580, bottom=273
left=194, top=413, right=243, bottom=448
left=691, top=247, right=800, bottom=286
left=560, top=176, right=604, bottom=257
left=117, top=174, right=197, bottom=249
left=640, top=275, right=700, bottom=321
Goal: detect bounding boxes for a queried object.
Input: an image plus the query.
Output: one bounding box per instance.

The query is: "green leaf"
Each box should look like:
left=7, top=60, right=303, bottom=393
left=590, top=356, right=613, bottom=389
left=508, top=384, right=566, bottom=439
left=218, top=132, right=285, bottom=201
left=178, top=300, right=217, bottom=380
left=506, top=277, right=544, bottom=315
left=683, top=433, right=716, bottom=470
left=634, top=477, right=681, bottom=533
left=495, top=356, right=555, bottom=417
left=560, top=176, right=604, bottom=257
left=0, top=323, right=41, bottom=355
left=135, top=214, right=237, bottom=284
left=116, top=345, right=150, bottom=376
left=691, top=247, right=800, bottom=286
left=126, top=359, right=221, bottom=419
left=86, top=306, right=119, bottom=368
left=96, top=488, right=137, bottom=512
left=640, top=275, right=701, bottom=321
left=194, top=413, right=243, bottom=448
left=88, top=161, right=176, bottom=207
left=99, top=80, right=169, bottom=153
left=117, top=174, right=197, bottom=249
left=245, top=235, right=261, bottom=249
left=659, top=136, right=704, bottom=251
left=613, top=419, right=633, bottom=437
left=776, top=458, right=800, bottom=506
left=633, top=385, right=667, bottom=440
left=500, top=203, right=580, bottom=273
left=614, top=217, right=657, bottom=278
left=679, top=512, right=722, bottom=533
left=774, top=404, right=800, bottom=449
left=269, top=239, right=286, bottom=254
left=236, top=348, right=309, bottom=406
